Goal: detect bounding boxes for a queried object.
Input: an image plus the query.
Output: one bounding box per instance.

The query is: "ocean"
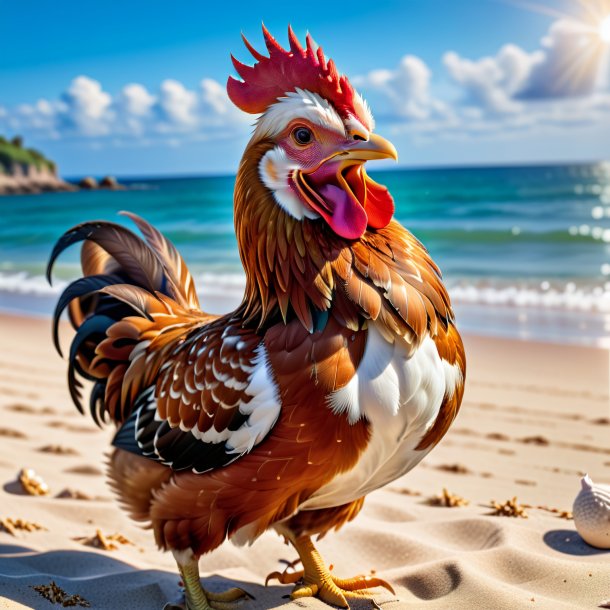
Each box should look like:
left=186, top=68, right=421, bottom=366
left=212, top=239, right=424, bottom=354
left=1, top=163, right=609, bottom=347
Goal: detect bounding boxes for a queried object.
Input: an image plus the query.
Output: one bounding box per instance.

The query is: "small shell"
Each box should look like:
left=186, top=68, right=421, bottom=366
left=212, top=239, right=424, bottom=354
left=572, top=474, right=610, bottom=549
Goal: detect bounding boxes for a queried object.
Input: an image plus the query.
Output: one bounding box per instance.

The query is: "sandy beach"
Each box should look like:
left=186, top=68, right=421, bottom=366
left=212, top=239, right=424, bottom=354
left=0, top=312, right=608, bottom=609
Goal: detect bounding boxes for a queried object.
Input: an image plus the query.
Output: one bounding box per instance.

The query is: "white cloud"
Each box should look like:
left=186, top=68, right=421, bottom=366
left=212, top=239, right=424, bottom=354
left=2, top=75, right=244, bottom=146
left=354, top=15, right=610, bottom=146
left=443, top=45, right=539, bottom=113
left=201, top=78, right=231, bottom=115
left=158, top=79, right=198, bottom=127
left=119, top=84, right=156, bottom=117
left=522, top=19, right=604, bottom=99
left=355, top=55, right=452, bottom=121
left=4, top=15, right=610, bottom=155
left=443, top=17, right=608, bottom=115
left=61, top=76, right=113, bottom=136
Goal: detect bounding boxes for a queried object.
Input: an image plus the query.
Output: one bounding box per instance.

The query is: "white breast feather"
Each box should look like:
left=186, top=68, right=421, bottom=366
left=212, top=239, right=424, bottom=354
left=302, top=322, right=461, bottom=510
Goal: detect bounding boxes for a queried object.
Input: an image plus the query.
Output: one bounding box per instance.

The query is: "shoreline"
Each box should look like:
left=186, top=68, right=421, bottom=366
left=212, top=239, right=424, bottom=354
left=1, top=293, right=608, bottom=349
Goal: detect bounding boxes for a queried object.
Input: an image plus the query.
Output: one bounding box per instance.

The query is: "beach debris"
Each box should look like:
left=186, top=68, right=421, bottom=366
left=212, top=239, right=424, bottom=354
left=487, top=497, right=528, bottom=518
left=428, top=488, right=470, bottom=507
left=55, top=488, right=93, bottom=500
left=0, top=517, right=46, bottom=536
left=486, top=432, right=509, bottom=441
left=19, top=468, right=50, bottom=496
left=572, top=474, right=610, bottom=548
left=38, top=445, right=79, bottom=456
left=391, top=487, right=422, bottom=497
left=63, top=465, right=103, bottom=476
left=520, top=435, right=550, bottom=446
left=522, top=503, right=572, bottom=519
left=599, top=600, right=610, bottom=609
left=434, top=463, right=471, bottom=475
left=74, top=528, right=135, bottom=551
left=0, top=427, right=27, bottom=439
left=31, top=581, right=90, bottom=607
left=5, top=403, right=55, bottom=415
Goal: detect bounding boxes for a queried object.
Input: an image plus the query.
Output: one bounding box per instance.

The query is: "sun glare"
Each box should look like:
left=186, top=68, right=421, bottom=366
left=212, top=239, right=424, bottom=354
left=599, top=14, right=610, bottom=42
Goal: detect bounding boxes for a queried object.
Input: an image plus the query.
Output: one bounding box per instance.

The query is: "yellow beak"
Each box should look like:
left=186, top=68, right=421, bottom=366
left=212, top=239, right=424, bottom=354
left=342, top=133, right=398, bottom=162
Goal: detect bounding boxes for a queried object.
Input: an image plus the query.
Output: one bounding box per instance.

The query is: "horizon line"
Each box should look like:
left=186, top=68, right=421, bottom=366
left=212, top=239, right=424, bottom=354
left=63, top=158, right=610, bottom=182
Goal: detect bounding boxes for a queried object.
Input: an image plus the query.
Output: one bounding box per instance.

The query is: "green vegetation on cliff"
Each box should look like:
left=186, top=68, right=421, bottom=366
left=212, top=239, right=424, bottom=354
left=0, top=135, right=56, bottom=174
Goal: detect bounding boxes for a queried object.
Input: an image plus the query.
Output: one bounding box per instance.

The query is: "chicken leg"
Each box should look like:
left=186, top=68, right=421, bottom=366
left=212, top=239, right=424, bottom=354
left=164, top=550, right=250, bottom=610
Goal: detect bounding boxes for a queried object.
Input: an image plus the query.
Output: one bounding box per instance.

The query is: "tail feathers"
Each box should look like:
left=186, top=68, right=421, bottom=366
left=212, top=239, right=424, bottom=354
left=48, top=213, right=204, bottom=427
left=120, top=212, right=199, bottom=310
left=47, top=220, right=167, bottom=297
left=52, top=273, right=124, bottom=356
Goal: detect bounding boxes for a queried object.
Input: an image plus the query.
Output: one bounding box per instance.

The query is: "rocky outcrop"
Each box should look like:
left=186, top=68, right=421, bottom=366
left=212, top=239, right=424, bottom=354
left=0, top=163, right=75, bottom=195
left=78, top=176, right=98, bottom=190
left=99, top=175, right=125, bottom=190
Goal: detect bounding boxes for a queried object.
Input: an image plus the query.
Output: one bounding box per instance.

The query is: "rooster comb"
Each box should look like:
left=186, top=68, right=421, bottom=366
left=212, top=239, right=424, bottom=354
left=227, top=25, right=370, bottom=128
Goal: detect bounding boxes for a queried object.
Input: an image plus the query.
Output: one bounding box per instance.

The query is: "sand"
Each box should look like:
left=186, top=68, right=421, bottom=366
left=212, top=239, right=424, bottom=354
left=0, top=313, right=608, bottom=609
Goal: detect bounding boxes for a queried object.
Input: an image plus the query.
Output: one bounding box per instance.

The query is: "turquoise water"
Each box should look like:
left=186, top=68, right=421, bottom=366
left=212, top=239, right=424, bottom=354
left=1, top=163, right=610, bottom=345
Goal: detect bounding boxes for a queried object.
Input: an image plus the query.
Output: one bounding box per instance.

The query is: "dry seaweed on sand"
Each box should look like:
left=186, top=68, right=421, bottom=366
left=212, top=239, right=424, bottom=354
left=522, top=503, right=573, bottom=519
left=0, top=517, right=46, bottom=536
left=55, top=488, right=93, bottom=500
left=391, top=487, right=422, bottom=497
left=74, top=528, right=135, bottom=551
left=37, top=445, right=79, bottom=456
left=434, top=463, right=471, bottom=474
left=427, top=488, right=470, bottom=507
left=19, top=468, right=50, bottom=496
left=487, top=497, right=528, bottom=518
left=31, top=581, right=90, bottom=607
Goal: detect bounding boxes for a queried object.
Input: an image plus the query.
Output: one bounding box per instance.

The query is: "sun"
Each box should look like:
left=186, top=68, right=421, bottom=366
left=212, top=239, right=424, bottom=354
left=599, top=14, right=610, bottom=42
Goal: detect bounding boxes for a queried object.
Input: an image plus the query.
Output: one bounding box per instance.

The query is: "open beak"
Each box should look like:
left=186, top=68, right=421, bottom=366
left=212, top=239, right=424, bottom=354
left=342, top=133, right=398, bottom=162
left=292, top=132, right=397, bottom=240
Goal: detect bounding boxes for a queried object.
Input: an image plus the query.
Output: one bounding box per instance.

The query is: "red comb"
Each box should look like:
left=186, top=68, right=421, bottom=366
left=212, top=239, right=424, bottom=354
left=227, top=25, right=364, bottom=125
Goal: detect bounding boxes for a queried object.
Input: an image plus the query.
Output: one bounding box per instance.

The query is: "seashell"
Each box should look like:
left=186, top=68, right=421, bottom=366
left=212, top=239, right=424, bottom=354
left=572, top=474, right=610, bottom=549
left=18, top=467, right=50, bottom=496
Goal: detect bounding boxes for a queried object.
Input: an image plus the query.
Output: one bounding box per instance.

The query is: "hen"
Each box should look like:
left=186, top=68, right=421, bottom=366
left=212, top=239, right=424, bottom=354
left=48, top=26, right=465, bottom=610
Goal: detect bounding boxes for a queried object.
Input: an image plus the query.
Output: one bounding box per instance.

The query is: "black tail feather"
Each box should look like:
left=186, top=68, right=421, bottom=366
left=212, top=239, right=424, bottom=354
left=53, top=274, right=123, bottom=356
left=89, top=381, right=107, bottom=427
left=46, top=220, right=166, bottom=295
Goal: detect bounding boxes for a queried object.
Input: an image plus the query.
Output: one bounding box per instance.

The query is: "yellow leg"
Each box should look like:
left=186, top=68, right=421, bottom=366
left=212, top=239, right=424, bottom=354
left=164, top=551, right=251, bottom=610
left=266, top=536, right=394, bottom=608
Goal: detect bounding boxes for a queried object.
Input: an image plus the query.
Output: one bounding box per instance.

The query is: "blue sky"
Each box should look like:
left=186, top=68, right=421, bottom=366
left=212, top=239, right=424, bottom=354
left=2, top=0, right=610, bottom=176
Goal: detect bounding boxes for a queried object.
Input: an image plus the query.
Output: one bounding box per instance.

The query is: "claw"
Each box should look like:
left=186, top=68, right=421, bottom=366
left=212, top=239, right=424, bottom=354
left=278, top=557, right=302, bottom=570
left=265, top=569, right=303, bottom=586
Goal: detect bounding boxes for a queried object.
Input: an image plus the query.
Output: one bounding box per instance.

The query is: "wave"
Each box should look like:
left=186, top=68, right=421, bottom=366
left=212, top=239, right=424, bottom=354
left=2, top=272, right=609, bottom=314
left=446, top=281, right=610, bottom=313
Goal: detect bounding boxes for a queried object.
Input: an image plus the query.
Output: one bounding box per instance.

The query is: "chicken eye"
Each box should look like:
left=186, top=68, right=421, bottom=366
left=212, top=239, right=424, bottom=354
left=292, top=127, right=313, bottom=145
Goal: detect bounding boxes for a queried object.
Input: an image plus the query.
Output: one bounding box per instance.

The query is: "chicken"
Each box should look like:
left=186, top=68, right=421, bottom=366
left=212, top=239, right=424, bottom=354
left=47, top=26, right=465, bottom=610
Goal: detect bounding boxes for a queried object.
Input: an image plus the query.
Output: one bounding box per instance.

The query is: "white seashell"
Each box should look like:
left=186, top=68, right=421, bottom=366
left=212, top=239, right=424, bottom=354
left=572, top=474, right=610, bottom=549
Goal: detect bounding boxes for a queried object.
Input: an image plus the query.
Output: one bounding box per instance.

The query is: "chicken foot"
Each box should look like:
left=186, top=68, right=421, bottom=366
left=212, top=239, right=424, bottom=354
left=266, top=535, right=394, bottom=608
